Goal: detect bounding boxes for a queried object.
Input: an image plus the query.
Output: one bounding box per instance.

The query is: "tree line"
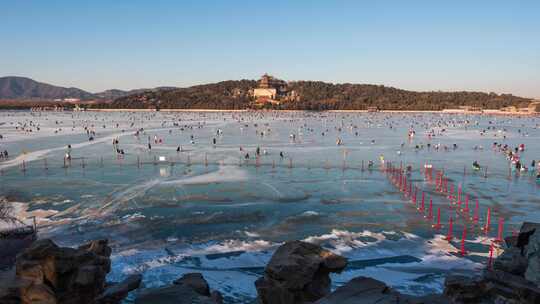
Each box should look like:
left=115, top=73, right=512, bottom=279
left=88, top=80, right=532, bottom=111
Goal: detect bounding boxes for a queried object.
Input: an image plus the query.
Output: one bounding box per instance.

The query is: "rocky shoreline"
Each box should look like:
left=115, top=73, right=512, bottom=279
left=1, top=222, right=539, bottom=303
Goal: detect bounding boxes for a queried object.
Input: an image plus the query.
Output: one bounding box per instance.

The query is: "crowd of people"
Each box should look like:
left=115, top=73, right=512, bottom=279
left=1, top=111, right=539, bottom=183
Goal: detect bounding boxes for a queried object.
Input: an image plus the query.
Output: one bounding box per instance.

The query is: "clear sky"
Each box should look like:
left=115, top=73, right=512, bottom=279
left=1, top=0, right=539, bottom=97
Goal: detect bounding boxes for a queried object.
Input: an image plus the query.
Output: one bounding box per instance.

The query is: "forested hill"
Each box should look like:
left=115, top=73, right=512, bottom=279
left=284, top=81, right=531, bottom=110
left=110, top=80, right=256, bottom=109
left=105, top=79, right=531, bottom=110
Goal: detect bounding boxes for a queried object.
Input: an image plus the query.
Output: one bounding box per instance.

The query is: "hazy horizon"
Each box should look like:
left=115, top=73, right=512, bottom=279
left=1, top=0, right=539, bottom=98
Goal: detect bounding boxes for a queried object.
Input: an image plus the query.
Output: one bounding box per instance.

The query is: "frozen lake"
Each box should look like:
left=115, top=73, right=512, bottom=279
left=1, top=110, right=539, bottom=302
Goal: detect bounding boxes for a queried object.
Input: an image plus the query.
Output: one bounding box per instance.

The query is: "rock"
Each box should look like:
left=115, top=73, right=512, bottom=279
left=255, top=240, right=347, bottom=304
left=0, top=269, right=31, bottom=304
left=210, top=290, right=223, bottom=304
left=135, top=284, right=218, bottom=304
left=493, top=246, right=528, bottom=275
left=316, top=276, right=448, bottom=304
left=96, top=274, right=142, bottom=304
left=484, top=270, right=540, bottom=303
left=173, top=273, right=210, bottom=296
left=519, top=222, right=540, bottom=234
left=13, top=238, right=138, bottom=304
left=517, top=223, right=540, bottom=255
left=524, top=227, right=540, bottom=286
left=135, top=273, right=221, bottom=304
left=444, top=275, right=486, bottom=303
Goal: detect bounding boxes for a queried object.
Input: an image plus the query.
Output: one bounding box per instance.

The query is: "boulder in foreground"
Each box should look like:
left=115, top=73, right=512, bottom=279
left=0, top=238, right=141, bottom=304
left=255, top=240, right=347, bottom=304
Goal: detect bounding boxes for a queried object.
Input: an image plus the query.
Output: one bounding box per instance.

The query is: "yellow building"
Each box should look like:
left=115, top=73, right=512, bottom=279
left=252, top=74, right=288, bottom=101
left=253, top=87, right=277, bottom=100
left=528, top=101, right=540, bottom=113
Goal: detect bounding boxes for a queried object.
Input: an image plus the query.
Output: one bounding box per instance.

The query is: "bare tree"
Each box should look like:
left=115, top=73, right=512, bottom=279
left=0, top=199, right=22, bottom=225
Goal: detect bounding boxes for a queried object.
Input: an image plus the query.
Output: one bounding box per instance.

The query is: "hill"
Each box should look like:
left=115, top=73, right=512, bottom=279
left=109, top=80, right=256, bottom=109
left=0, top=76, right=95, bottom=100
left=105, top=79, right=531, bottom=111
left=283, top=81, right=531, bottom=110
left=95, top=87, right=177, bottom=100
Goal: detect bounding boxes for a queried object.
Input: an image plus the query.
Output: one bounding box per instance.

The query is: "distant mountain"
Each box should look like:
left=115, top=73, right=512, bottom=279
left=95, top=87, right=177, bottom=99
left=0, top=76, right=95, bottom=100
left=0, top=76, right=178, bottom=101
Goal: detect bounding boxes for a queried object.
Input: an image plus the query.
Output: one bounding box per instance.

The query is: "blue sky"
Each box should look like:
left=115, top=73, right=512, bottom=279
left=1, top=0, right=539, bottom=97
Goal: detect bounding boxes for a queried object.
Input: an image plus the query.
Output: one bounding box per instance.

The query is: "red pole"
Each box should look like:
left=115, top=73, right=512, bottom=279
left=449, top=184, right=454, bottom=201
left=421, top=192, right=425, bottom=210
left=427, top=198, right=433, bottom=219
left=484, top=207, right=491, bottom=234
left=488, top=242, right=494, bottom=270
left=460, top=226, right=467, bottom=256
left=419, top=193, right=425, bottom=212
left=496, top=217, right=504, bottom=243
left=446, top=216, right=453, bottom=241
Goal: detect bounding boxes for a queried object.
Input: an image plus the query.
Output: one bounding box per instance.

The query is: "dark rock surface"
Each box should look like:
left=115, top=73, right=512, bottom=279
left=96, top=274, right=143, bottom=304
left=255, top=240, right=347, bottom=304
left=316, top=276, right=448, bottom=304
left=173, top=272, right=211, bottom=296
left=135, top=272, right=222, bottom=304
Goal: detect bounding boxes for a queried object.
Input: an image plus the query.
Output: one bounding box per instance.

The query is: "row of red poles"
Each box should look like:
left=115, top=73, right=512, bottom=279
left=384, top=161, right=504, bottom=267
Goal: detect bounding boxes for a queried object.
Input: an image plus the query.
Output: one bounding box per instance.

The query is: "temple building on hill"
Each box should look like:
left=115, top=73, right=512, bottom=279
left=253, top=74, right=288, bottom=100
left=252, top=74, right=298, bottom=106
